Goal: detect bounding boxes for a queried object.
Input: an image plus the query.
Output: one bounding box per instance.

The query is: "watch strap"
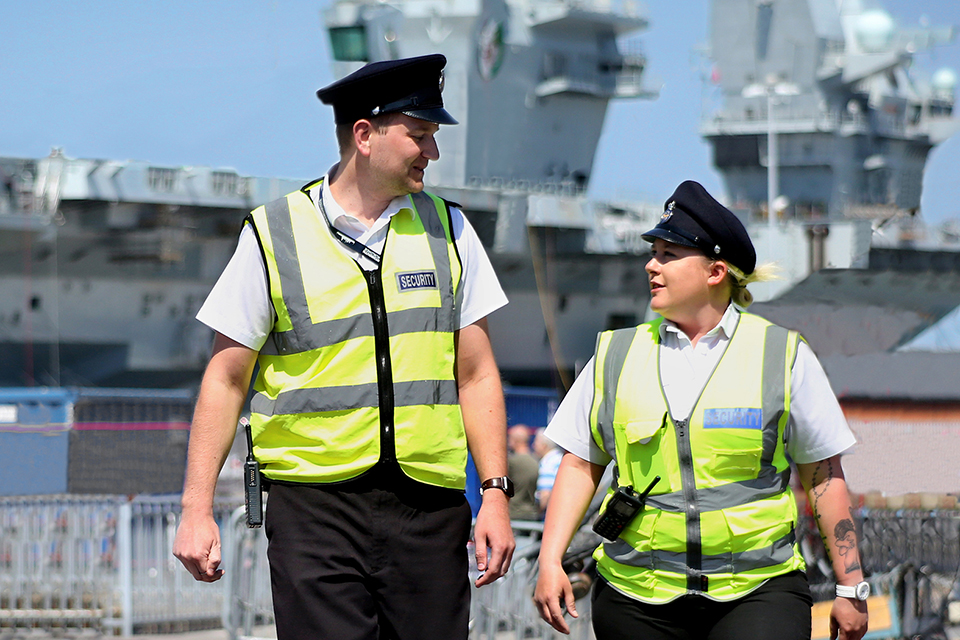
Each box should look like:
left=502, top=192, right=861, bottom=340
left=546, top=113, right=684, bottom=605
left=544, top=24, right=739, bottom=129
left=480, top=476, right=514, bottom=498
left=836, top=581, right=869, bottom=600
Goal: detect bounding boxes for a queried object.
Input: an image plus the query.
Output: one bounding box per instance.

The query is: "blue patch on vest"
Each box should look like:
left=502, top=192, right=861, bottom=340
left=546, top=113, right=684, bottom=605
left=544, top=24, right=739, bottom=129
left=702, top=408, right=762, bottom=430
left=396, top=270, right=438, bottom=292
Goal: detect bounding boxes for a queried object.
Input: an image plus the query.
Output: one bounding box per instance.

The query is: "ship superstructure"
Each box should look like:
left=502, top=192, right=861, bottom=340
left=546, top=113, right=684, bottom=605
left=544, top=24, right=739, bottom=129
left=0, top=0, right=663, bottom=388
left=0, top=0, right=959, bottom=390
left=703, top=0, right=958, bottom=228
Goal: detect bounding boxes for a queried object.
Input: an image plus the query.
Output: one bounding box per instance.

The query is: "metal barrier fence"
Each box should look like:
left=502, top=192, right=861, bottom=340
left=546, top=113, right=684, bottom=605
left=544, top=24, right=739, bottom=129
left=3, top=496, right=958, bottom=638
left=0, top=495, right=238, bottom=636
left=220, top=507, right=272, bottom=640
left=468, top=525, right=596, bottom=640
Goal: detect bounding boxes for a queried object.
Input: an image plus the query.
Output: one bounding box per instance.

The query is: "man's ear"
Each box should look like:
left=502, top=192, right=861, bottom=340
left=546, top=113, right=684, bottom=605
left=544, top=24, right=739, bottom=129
left=353, top=119, right=375, bottom=157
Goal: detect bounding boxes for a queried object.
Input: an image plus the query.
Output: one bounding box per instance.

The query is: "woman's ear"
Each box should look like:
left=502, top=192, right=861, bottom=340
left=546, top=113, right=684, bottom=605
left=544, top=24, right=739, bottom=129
left=707, top=259, right=729, bottom=286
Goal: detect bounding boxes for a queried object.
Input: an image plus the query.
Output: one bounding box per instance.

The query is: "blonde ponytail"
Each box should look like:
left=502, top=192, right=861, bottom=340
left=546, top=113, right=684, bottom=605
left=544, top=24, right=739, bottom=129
left=724, top=262, right=780, bottom=308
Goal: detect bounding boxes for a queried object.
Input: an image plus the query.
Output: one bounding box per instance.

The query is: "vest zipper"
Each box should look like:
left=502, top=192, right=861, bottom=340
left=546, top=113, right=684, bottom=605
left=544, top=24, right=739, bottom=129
left=674, top=418, right=705, bottom=593
left=365, top=269, right=396, bottom=465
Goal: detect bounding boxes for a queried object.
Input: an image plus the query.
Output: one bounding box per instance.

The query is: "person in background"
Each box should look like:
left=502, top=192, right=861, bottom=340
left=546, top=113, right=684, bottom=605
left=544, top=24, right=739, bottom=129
left=534, top=181, right=868, bottom=640
left=173, top=54, right=515, bottom=640
left=534, top=427, right=563, bottom=517
left=507, top=424, right=540, bottom=521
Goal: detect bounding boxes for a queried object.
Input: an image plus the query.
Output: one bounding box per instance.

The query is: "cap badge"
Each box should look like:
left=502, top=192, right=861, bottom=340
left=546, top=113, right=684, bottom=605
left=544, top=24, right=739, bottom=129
left=439, top=70, right=445, bottom=93
left=660, top=200, right=675, bottom=223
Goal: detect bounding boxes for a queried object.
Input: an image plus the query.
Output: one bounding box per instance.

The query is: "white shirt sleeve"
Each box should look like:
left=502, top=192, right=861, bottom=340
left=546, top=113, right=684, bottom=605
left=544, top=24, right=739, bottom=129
left=195, top=224, right=273, bottom=351
left=450, top=208, right=508, bottom=328
left=543, top=357, right=612, bottom=465
left=785, top=341, right=857, bottom=464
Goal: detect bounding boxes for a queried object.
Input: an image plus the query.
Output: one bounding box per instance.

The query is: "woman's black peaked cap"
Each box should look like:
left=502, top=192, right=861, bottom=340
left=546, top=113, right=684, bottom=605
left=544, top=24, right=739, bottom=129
left=641, top=180, right=756, bottom=275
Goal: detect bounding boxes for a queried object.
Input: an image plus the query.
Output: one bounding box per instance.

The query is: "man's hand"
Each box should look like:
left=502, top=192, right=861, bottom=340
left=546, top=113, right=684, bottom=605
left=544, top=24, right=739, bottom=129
left=473, top=490, right=515, bottom=587
left=534, top=561, right=577, bottom=634
left=173, top=511, right=225, bottom=582
left=830, top=596, right=868, bottom=640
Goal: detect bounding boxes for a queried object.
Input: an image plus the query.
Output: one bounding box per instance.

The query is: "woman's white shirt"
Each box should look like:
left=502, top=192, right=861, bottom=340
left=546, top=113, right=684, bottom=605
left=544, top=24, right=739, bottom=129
left=544, top=305, right=856, bottom=467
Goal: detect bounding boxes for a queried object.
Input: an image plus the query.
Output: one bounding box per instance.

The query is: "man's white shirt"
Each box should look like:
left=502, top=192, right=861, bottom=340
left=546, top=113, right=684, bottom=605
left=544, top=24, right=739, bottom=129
left=197, top=176, right=507, bottom=351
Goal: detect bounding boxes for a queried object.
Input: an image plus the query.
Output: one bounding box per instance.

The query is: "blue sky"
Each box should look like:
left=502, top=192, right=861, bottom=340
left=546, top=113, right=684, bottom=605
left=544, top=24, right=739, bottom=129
left=1, top=0, right=958, bottom=224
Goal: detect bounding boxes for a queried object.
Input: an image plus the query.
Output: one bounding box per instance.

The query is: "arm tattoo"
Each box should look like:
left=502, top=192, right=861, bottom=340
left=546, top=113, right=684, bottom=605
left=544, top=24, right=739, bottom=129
left=809, top=459, right=861, bottom=573
left=834, top=517, right=861, bottom=573
left=810, top=458, right=834, bottom=513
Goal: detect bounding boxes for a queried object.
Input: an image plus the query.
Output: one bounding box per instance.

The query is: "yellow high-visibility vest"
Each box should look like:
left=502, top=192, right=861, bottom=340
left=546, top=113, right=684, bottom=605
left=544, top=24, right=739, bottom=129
left=246, top=181, right=467, bottom=489
left=590, top=313, right=806, bottom=603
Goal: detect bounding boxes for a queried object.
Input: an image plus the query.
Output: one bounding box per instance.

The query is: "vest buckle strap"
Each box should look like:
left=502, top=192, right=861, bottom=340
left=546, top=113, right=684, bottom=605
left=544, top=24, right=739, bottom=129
left=687, top=573, right=709, bottom=592
left=274, top=332, right=290, bottom=354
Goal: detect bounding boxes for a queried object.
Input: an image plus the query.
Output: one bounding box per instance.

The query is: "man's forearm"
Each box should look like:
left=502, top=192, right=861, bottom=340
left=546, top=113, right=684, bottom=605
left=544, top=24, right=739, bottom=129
left=181, top=382, right=246, bottom=513
left=461, top=373, right=508, bottom=480
left=181, top=334, right=258, bottom=514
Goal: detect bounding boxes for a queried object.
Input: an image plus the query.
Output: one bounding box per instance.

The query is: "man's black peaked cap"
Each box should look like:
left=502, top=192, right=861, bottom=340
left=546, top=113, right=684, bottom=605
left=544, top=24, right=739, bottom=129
left=316, top=54, right=457, bottom=126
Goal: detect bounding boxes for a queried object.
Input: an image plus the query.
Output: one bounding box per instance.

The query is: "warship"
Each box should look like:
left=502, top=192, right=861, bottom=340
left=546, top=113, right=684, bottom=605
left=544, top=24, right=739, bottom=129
left=0, top=0, right=958, bottom=391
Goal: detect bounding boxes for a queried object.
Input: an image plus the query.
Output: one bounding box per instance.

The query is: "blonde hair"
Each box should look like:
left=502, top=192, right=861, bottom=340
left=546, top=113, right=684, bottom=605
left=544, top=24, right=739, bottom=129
left=722, top=262, right=781, bottom=308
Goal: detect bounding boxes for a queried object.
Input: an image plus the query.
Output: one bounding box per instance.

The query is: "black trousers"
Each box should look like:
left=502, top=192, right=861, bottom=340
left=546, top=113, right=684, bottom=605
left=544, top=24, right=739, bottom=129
left=592, top=571, right=813, bottom=640
left=264, top=467, right=472, bottom=640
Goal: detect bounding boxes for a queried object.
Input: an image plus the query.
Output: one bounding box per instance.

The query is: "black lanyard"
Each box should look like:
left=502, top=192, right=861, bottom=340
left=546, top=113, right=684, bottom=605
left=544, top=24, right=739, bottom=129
left=313, top=181, right=383, bottom=266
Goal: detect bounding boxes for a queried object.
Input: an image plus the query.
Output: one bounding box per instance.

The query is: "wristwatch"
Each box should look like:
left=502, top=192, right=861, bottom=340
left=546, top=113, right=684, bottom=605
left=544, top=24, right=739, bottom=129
left=835, top=581, right=870, bottom=601
left=480, top=476, right=515, bottom=498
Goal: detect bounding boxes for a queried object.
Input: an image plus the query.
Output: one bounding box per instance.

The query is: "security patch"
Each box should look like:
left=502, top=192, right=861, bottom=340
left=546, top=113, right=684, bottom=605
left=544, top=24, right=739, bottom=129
left=702, top=408, right=762, bottom=430
left=396, top=270, right=438, bottom=292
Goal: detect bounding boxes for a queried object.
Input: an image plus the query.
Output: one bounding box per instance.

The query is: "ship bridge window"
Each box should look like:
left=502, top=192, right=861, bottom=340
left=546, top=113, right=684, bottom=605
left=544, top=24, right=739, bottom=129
left=542, top=52, right=568, bottom=80
left=147, top=167, right=178, bottom=193
left=211, top=171, right=247, bottom=196
left=329, top=26, right=368, bottom=62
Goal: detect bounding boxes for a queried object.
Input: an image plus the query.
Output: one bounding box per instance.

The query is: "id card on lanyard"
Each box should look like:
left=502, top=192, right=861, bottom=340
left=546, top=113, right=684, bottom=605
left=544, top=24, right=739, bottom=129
left=313, top=181, right=383, bottom=267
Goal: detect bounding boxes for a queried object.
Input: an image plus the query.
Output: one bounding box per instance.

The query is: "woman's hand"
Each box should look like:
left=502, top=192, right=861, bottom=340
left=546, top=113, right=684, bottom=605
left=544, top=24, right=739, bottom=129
left=534, top=561, right=577, bottom=634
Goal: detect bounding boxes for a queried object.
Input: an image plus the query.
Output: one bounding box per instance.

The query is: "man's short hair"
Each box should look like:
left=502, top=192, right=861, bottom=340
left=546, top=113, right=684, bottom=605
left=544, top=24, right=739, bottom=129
left=334, top=112, right=403, bottom=154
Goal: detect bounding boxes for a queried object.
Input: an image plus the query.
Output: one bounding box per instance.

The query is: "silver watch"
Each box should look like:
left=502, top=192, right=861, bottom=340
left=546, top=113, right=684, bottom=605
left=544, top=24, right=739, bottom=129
left=835, top=581, right=870, bottom=601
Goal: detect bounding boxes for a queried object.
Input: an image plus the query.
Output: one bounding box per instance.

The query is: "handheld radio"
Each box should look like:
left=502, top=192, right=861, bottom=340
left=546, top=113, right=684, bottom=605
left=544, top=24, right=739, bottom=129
left=241, top=417, right=263, bottom=528
left=592, top=475, right=661, bottom=541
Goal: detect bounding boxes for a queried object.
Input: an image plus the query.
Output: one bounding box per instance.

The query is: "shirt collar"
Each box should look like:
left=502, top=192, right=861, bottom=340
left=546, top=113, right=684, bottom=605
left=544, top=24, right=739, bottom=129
left=657, top=303, right=741, bottom=343
left=318, top=172, right=415, bottom=226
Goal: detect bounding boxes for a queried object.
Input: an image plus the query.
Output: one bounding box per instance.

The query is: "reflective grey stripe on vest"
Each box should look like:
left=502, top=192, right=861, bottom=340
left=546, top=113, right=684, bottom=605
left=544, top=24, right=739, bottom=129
left=602, top=529, right=797, bottom=574
left=252, top=379, right=460, bottom=417
left=258, top=190, right=459, bottom=357
left=410, top=191, right=462, bottom=333
left=260, top=307, right=454, bottom=356
left=597, top=320, right=794, bottom=514
left=266, top=196, right=310, bottom=344
left=595, top=327, right=638, bottom=460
